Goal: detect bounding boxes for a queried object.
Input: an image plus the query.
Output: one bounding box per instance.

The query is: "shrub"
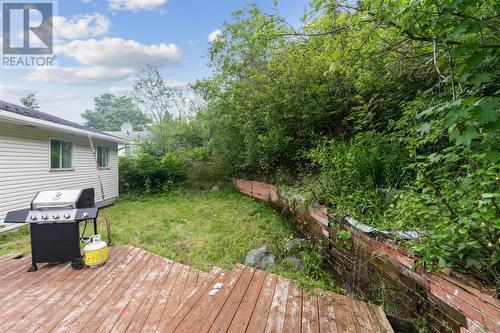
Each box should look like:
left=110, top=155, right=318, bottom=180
left=119, top=153, right=187, bottom=194
left=386, top=98, right=500, bottom=287
left=184, top=158, right=233, bottom=190
left=305, top=132, right=412, bottom=227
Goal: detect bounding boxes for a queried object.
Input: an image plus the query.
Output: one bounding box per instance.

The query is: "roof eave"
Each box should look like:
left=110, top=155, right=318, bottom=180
left=0, top=109, right=129, bottom=144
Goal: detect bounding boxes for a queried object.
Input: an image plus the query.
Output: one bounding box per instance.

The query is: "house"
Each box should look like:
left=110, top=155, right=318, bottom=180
left=104, top=123, right=150, bottom=157
left=0, top=100, right=127, bottom=232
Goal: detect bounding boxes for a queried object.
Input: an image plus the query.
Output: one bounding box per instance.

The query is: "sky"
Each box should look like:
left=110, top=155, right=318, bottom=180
left=0, top=0, right=309, bottom=123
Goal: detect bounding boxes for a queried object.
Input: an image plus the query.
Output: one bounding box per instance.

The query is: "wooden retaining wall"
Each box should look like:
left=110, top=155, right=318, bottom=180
left=234, top=180, right=500, bottom=333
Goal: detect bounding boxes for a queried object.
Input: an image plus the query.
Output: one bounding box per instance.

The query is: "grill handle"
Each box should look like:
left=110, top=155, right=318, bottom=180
left=33, top=204, right=75, bottom=209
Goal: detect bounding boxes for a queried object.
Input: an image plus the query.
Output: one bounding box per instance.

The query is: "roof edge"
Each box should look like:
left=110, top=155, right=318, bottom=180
left=0, top=109, right=128, bottom=144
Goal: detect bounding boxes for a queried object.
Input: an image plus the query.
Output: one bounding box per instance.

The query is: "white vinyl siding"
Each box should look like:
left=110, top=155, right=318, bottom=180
left=0, top=121, right=119, bottom=228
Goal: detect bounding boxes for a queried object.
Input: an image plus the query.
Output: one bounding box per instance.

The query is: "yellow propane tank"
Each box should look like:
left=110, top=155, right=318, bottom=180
left=84, top=235, right=108, bottom=268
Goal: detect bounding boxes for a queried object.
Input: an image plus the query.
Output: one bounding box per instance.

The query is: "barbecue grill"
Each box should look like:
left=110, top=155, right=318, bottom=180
left=4, top=188, right=113, bottom=272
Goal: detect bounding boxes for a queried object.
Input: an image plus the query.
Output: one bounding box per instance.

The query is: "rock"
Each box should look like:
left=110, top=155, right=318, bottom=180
left=284, top=238, right=306, bottom=251
left=283, top=256, right=305, bottom=271
left=211, top=186, right=220, bottom=193
left=245, top=245, right=276, bottom=270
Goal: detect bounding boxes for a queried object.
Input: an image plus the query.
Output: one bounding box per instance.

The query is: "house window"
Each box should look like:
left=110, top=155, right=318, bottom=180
left=50, top=140, right=73, bottom=170
left=97, top=146, right=110, bottom=168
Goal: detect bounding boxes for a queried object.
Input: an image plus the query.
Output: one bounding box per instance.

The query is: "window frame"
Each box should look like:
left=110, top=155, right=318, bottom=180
left=49, top=138, right=74, bottom=172
left=97, top=145, right=110, bottom=169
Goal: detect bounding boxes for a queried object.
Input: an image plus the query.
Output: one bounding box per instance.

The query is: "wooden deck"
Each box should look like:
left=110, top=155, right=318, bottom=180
left=0, top=246, right=394, bottom=332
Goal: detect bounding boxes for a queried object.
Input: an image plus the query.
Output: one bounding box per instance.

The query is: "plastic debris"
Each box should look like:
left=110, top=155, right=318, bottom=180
left=345, top=216, right=423, bottom=240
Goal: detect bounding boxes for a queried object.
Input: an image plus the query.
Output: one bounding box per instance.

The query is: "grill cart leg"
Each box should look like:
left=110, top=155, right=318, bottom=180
left=28, top=224, right=38, bottom=272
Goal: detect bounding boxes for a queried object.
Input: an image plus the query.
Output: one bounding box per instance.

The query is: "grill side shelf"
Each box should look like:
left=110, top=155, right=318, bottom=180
left=4, top=209, right=30, bottom=223
left=75, top=208, right=99, bottom=221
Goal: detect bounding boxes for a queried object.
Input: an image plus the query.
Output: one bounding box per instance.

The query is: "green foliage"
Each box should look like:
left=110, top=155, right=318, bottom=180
left=119, top=153, right=186, bottom=194
left=82, top=93, right=151, bottom=131
left=306, top=133, right=412, bottom=227
left=184, top=159, right=232, bottom=190
left=133, top=65, right=187, bottom=155
left=386, top=97, right=499, bottom=285
left=0, top=191, right=337, bottom=292
left=192, top=0, right=499, bottom=286
left=19, top=93, right=39, bottom=110
left=269, top=238, right=339, bottom=292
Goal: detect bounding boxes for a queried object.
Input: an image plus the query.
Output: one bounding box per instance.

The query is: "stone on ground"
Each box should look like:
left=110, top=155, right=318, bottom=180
left=245, top=245, right=276, bottom=269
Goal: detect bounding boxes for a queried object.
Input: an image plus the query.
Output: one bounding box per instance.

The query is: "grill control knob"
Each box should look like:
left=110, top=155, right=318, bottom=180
left=64, top=213, right=71, bottom=219
left=41, top=214, right=48, bottom=220
left=53, top=214, right=59, bottom=219
left=30, top=215, right=37, bottom=221
left=82, top=212, right=89, bottom=218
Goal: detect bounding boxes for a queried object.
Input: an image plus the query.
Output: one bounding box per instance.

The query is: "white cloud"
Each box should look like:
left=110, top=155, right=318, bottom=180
left=55, top=37, right=182, bottom=68
left=164, top=80, right=188, bottom=88
left=24, top=66, right=134, bottom=85
left=0, top=85, right=34, bottom=101
left=22, top=37, right=182, bottom=85
left=108, top=86, right=133, bottom=95
left=0, top=85, right=77, bottom=105
left=108, top=0, right=167, bottom=11
left=54, top=13, right=111, bottom=40
left=208, top=29, right=222, bottom=42
left=38, top=92, right=80, bottom=104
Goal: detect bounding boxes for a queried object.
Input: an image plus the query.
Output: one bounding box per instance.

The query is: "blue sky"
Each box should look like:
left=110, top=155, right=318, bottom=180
left=0, top=0, right=309, bottom=123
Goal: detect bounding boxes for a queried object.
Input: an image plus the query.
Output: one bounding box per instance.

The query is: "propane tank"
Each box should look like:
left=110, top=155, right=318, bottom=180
left=83, top=235, right=108, bottom=268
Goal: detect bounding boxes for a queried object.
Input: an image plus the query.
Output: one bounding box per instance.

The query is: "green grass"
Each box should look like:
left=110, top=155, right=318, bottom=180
left=0, top=189, right=338, bottom=292
left=0, top=225, right=30, bottom=255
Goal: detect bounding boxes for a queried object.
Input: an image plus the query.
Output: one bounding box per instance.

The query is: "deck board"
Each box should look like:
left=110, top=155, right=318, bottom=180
left=35, top=246, right=141, bottom=333
left=9, top=246, right=130, bottom=333
left=171, top=265, right=245, bottom=332
left=265, top=277, right=290, bottom=333
left=282, top=283, right=303, bottom=333
left=0, top=246, right=394, bottom=332
left=208, top=266, right=255, bottom=333
left=125, top=258, right=175, bottom=333
left=301, top=293, right=320, bottom=333
left=0, top=255, right=30, bottom=276
left=79, top=252, right=155, bottom=333
left=227, top=269, right=267, bottom=333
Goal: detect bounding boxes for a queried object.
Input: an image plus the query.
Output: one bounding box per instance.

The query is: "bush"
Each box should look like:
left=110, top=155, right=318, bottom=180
left=119, top=153, right=186, bottom=194
left=184, top=158, right=233, bottom=190
left=385, top=98, right=500, bottom=287
left=304, top=132, right=412, bottom=227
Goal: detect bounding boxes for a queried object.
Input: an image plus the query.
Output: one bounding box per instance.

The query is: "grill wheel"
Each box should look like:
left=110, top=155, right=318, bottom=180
left=71, top=257, right=85, bottom=270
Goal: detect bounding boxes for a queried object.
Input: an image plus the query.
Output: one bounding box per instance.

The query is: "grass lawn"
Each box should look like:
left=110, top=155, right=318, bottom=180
left=0, top=189, right=337, bottom=292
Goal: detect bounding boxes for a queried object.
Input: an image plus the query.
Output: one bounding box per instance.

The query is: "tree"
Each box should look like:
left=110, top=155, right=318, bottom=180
left=133, top=65, right=185, bottom=154
left=191, top=0, right=499, bottom=286
left=82, top=93, right=151, bottom=131
left=20, top=93, right=39, bottom=110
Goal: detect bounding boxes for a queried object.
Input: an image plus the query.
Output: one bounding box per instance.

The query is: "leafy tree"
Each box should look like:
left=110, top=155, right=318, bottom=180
left=192, top=0, right=499, bottom=287
left=19, top=93, right=39, bottom=110
left=133, top=65, right=185, bottom=154
left=82, top=93, right=151, bottom=131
